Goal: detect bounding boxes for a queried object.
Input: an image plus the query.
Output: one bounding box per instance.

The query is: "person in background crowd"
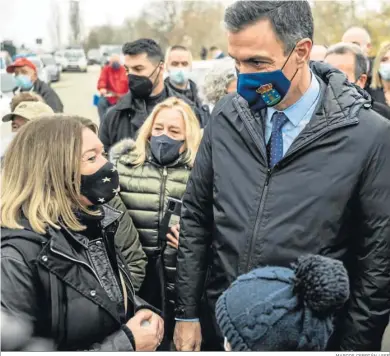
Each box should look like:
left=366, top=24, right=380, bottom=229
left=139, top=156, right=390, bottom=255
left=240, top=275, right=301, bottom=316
left=1, top=92, right=45, bottom=160
left=1, top=117, right=163, bottom=351
left=209, top=46, right=226, bottom=59
left=0, top=101, right=54, bottom=160
left=217, top=255, right=350, bottom=351
left=109, top=97, right=202, bottom=349
left=201, top=57, right=237, bottom=112
left=174, top=0, right=390, bottom=352
left=99, top=39, right=205, bottom=152
left=66, top=115, right=148, bottom=292
left=310, top=44, right=327, bottom=62
left=2, top=101, right=54, bottom=133
left=10, top=92, right=43, bottom=111
left=96, top=54, right=128, bottom=124
left=164, top=46, right=205, bottom=115
left=342, top=26, right=372, bottom=57
left=341, top=27, right=374, bottom=88
left=369, top=42, right=390, bottom=107
left=6, top=57, right=64, bottom=113
left=325, top=43, right=390, bottom=119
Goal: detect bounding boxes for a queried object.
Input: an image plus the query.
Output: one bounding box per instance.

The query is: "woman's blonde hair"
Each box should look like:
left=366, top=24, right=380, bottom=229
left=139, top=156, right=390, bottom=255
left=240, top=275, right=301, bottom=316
left=1, top=116, right=95, bottom=234
left=131, top=97, right=202, bottom=167
left=371, top=41, right=390, bottom=90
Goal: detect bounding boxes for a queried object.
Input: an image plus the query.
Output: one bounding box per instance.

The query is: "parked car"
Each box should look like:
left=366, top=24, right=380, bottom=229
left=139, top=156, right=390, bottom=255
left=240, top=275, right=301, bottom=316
left=0, top=72, right=16, bottom=115
left=26, top=56, right=51, bottom=84
left=62, top=49, right=88, bottom=72
left=40, top=54, right=61, bottom=82
left=87, top=48, right=101, bottom=65
left=54, top=51, right=67, bottom=72
left=0, top=51, right=13, bottom=74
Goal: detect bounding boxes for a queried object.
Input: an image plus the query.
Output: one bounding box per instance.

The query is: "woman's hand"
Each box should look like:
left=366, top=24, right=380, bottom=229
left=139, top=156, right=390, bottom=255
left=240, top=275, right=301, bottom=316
left=166, top=224, right=180, bottom=249
left=126, top=309, right=164, bottom=351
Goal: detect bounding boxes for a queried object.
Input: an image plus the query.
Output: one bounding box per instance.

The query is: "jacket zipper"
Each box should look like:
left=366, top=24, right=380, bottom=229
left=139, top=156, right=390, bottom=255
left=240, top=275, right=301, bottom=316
left=158, top=167, right=168, bottom=247
left=245, top=168, right=271, bottom=272
left=50, top=245, right=103, bottom=288
left=243, top=120, right=358, bottom=273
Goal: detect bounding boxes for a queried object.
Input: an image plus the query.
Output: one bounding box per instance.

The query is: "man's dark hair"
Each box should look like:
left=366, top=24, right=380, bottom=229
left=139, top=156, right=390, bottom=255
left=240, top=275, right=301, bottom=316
left=171, top=45, right=189, bottom=52
left=224, top=1, right=313, bottom=55
left=122, top=38, right=164, bottom=64
left=325, top=43, right=368, bottom=80
left=210, top=46, right=219, bottom=51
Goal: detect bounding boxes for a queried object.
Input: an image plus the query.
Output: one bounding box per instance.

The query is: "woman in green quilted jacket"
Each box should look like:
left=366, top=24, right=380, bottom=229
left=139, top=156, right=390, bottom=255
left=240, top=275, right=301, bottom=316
left=109, top=97, right=202, bottom=347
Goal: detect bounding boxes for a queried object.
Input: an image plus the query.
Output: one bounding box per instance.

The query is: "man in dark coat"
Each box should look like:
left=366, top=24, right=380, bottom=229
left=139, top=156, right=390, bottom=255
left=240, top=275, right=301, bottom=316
left=173, top=1, right=390, bottom=352
left=7, top=57, right=63, bottom=113
left=341, top=27, right=374, bottom=89
left=325, top=42, right=390, bottom=120
left=99, top=39, right=207, bottom=152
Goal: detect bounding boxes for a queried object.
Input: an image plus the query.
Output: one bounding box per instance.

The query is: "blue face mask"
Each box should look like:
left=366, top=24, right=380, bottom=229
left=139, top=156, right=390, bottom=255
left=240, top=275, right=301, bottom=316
left=111, top=62, right=121, bottom=70
left=169, top=68, right=190, bottom=85
left=15, top=75, right=33, bottom=90
left=237, top=47, right=298, bottom=111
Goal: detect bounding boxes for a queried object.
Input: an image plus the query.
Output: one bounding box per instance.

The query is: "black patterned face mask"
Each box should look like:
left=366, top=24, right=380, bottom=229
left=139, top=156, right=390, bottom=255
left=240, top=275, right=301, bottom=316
left=80, top=161, right=120, bottom=205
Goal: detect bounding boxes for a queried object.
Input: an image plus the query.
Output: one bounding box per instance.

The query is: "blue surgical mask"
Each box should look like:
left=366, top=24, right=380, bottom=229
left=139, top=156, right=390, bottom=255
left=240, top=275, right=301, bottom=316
left=169, top=68, right=190, bottom=85
left=111, top=62, right=121, bottom=70
left=237, top=46, right=298, bottom=111
left=379, top=62, right=390, bottom=81
left=15, top=75, right=33, bottom=90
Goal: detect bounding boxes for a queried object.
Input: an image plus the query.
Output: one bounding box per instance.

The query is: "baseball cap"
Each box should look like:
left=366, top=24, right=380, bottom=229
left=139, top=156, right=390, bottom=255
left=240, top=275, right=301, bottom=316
left=6, top=58, right=37, bottom=74
left=2, top=101, right=54, bottom=122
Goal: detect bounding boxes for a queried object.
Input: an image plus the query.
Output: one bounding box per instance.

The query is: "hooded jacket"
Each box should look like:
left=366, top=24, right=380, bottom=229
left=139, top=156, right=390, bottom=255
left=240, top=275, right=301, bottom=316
left=1, top=204, right=154, bottom=351
left=175, top=62, right=390, bottom=351
left=110, top=139, right=191, bottom=308
left=99, top=86, right=207, bottom=152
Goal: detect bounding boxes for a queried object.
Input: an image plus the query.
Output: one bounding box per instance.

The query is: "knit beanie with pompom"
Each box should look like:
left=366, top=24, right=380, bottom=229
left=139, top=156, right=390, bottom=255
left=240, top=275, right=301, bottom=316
left=215, top=255, right=350, bottom=351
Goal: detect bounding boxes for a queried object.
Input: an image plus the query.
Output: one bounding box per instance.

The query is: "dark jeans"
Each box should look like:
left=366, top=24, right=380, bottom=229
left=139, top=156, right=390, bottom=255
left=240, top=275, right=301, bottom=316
left=97, top=97, right=113, bottom=125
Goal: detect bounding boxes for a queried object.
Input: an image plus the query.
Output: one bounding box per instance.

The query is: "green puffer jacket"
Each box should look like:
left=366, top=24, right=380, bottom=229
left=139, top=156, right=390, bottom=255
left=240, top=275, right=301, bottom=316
left=109, top=138, right=191, bottom=306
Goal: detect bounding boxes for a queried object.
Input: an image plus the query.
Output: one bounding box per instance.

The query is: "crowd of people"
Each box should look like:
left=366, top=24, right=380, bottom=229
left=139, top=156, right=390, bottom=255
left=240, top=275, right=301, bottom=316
left=1, top=0, right=390, bottom=352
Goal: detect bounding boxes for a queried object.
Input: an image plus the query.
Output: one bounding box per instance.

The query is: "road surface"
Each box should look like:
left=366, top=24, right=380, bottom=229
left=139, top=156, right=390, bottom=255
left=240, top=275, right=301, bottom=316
left=53, top=65, right=100, bottom=124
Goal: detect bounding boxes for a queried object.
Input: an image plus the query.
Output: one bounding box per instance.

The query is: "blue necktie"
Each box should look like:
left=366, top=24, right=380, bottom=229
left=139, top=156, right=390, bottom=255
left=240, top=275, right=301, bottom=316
left=269, top=112, right=288, bottom=168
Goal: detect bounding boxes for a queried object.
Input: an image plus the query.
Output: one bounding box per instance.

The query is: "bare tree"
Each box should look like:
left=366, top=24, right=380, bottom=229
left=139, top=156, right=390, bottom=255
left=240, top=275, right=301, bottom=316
left=69, top=0, right=81, bottom=45
left=48, top=0, right=62, bottom=49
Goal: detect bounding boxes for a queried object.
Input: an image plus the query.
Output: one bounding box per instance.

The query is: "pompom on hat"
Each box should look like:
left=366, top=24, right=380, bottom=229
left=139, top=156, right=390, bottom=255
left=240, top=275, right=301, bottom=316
left=216, top=255, right=350, bottom=351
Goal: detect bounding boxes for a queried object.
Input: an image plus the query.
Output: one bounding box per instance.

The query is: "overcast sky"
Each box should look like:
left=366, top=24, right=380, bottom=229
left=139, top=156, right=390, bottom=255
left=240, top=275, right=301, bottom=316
left=0, top=0, right=382, bottom=50
left=0, top=0, right=146, bottom=49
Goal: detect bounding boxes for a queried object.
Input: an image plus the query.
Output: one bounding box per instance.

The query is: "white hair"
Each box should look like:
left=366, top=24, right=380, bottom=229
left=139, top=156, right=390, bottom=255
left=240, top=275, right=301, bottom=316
left=200, top=58, right=236, bottom=106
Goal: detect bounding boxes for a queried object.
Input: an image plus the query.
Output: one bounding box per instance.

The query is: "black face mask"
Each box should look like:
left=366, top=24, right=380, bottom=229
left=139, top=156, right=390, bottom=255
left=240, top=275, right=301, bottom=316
left=150, top=135, right=184, bottom=166
left=128, top=64, right=161, bottom=99
left=80, top=161, right=120, bottom=205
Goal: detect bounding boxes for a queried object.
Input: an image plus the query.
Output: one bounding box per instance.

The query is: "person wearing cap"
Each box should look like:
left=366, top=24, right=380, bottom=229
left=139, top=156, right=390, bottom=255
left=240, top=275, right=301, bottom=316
left=0, top=101, right=54, bottom=160
left=2, top=101, right=54, bottom=132
left=216, top=255, right=350, bottom=351
left=7, top=57, right=64, bottom=113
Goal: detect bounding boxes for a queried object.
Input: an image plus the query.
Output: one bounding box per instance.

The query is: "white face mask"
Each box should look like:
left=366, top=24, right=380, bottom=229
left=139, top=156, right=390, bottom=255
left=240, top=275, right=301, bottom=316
left=169, top=67, right=191, bottom=85
left=379, top=62, right=390, bottom=81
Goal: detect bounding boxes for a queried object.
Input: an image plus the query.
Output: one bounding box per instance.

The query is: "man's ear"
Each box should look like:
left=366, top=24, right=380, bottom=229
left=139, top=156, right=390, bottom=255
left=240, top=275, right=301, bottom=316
left=296, top=38, right=312, bottom=67
left=357, top=74, right=367, bottom=89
